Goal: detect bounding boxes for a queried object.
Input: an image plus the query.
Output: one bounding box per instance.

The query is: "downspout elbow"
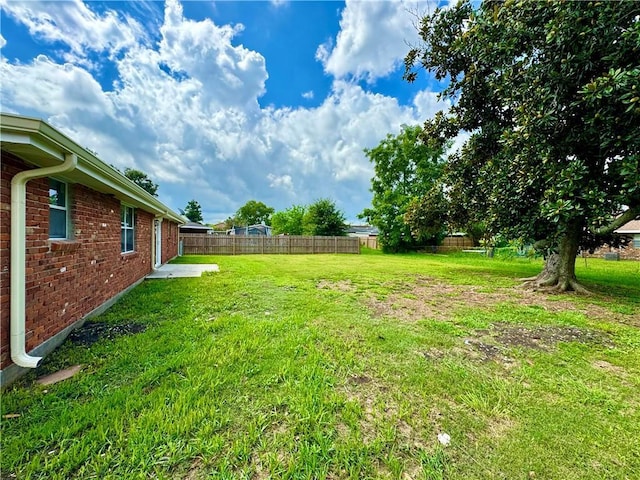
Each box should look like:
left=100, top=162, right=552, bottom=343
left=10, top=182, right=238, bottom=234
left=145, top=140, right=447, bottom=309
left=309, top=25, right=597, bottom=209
left=10, top=153, right=78, bottom=369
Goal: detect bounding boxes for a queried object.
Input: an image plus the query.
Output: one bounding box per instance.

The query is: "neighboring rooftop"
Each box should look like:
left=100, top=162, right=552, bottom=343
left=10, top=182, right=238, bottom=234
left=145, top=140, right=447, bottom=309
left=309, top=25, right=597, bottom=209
left=180, top=221, right=213, bottom=230
left=346, top=225, right=379, bottom=236
left=615, top=219, right=640, bottom=234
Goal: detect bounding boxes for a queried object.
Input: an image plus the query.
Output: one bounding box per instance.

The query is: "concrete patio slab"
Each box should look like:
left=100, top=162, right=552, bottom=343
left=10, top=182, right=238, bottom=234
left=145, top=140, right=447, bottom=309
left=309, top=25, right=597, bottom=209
left=146, top=263, right=219, bottom=279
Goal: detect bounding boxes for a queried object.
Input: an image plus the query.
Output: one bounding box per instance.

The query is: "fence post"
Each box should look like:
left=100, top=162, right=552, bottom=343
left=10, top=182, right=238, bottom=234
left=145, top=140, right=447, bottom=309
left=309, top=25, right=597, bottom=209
left=233, top=236, right=236, bottom=255
left=262, top=235, right=264, bottom=254
left=334, top=236, right=337, bottom=253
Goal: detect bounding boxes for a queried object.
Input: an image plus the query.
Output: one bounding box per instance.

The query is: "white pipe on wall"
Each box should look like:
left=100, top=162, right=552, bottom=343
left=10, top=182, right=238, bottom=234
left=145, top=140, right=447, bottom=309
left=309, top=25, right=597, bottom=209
left=10, top=153, right=77, bottom=368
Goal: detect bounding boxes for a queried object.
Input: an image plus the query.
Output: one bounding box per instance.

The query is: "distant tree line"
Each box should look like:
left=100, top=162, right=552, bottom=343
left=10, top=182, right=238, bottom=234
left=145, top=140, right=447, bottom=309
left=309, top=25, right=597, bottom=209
left=181, top=198, right=348, bottom=237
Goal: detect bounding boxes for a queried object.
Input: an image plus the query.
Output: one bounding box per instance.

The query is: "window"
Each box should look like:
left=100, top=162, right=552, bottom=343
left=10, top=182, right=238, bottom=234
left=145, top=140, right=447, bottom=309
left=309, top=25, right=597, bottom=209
left=634, top=234, right=640, bottom=249
left=49, top=179, right=68, bottom=239
left=121, top=205, right=135, bottom=253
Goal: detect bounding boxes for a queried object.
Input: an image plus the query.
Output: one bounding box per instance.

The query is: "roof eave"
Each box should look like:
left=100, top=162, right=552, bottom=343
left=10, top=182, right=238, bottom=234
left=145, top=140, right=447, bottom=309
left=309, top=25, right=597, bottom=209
left=1, top=113, right=185, bottom=224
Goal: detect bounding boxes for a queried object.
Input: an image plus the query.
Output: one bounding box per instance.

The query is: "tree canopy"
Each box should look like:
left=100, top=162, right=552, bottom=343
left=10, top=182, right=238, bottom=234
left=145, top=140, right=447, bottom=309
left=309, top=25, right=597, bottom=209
left=403, top=186, right=449, bottom=246
left=360, top=125, right=447, bottom=252
left=236, top=200, right=275, bottom=226
left=271, top=205, right=306, bottom=235
left=183, top=200, right=203, bottom=223
left=405, top=0, right=640, bottom=291
left=124, top=168, right=158, bottom=197
left=303, top=199, right=347, bottom=236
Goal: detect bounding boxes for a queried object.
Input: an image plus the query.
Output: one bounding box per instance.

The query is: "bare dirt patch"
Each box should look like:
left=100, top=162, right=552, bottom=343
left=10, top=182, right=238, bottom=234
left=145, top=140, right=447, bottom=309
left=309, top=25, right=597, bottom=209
left=440, top=323, right=622, bottom=372
left=423, top=324, right=614, bottom=368
left=349, top=374, right=372, bottom=385
left=363, top=274, right=638, bottom=326
left=181, top=458, right=203, bottom=480
left=68, top=321, right=146, bottom=346
left=316, top=279, right=355, bottom=292
left=489, top=323, right=614, bottom=351
left=366, top=278, right=510, bottom=323
left=457, top=323, right=614, bottom=366
left=591, top=359, right=633, bottom=386
left=592, top=359, right=626, bottom=374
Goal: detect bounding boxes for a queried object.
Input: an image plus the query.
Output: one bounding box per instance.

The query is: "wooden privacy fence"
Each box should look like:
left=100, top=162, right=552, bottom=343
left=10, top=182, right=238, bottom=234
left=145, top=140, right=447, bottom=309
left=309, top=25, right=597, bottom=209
left=180, top=234, right=360, bottom=255
left=358, top=237, right=379, bottom=250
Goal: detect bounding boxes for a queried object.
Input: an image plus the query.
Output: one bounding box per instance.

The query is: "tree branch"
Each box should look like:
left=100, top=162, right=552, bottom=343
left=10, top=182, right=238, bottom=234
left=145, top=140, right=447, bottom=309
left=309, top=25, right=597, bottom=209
left=593, top=207, right=640, bottom=236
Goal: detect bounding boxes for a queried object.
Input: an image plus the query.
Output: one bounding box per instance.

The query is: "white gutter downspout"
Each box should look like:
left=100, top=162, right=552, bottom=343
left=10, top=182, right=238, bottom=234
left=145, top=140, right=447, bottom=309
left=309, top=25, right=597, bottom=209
left=11, top=153, right=77, bottom=368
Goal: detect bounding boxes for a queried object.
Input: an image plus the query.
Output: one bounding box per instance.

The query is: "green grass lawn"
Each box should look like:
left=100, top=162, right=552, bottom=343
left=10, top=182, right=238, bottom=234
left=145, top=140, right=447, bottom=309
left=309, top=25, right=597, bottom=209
left=2, top=252, right=639, bottom=479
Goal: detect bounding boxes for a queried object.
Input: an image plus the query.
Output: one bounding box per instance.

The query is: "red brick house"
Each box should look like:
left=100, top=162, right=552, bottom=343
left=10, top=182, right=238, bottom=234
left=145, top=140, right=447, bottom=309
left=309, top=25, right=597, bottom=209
left=1, top=113, right=184, bottom=385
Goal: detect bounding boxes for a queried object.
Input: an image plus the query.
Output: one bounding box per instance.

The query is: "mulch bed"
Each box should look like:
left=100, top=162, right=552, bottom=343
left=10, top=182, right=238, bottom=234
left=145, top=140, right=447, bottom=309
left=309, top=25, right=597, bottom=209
left=68, top=321, right=146, bottom=346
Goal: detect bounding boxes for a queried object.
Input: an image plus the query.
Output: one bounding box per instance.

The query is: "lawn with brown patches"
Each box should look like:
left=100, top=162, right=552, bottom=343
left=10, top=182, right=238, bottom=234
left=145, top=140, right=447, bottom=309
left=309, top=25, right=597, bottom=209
left=2, top=253, right=639, bottom=479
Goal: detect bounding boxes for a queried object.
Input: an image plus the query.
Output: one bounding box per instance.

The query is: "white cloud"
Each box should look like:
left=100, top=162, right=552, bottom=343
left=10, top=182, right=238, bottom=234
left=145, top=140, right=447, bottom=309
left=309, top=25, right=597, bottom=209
left=0, top=0, right=147, bottom=61
left=301, top=90, right=314, bottom=100
left=158, top=0, right=267, bottom=109
left=1, top=0, right=445, bottom=223
left=0, top=34, right=6, bottom=49
left=267, top=173, right=294, bottom=194
left=413, top=89, right=449, bottom=120
left=316, top=0, right=435, bottom=82
left=0, top=55, right=114, bottom=116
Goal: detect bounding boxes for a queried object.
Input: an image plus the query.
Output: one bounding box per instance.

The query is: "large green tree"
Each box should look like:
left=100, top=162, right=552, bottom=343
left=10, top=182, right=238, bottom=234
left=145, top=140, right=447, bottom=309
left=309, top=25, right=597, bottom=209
left=303, top=199, right=347, bottom=236
left=403, top=185, right=449, bottom=246
left=124, top=168, right=159, bottom=197
left=236, top=200, right=275, bottom=226
left=183, top=200, right=203, bottom=223
left=360, top=125, right=447, bottom=252
left=271, top=205, right=306, bottom=235
left=405, top=0, right=640, bottom=292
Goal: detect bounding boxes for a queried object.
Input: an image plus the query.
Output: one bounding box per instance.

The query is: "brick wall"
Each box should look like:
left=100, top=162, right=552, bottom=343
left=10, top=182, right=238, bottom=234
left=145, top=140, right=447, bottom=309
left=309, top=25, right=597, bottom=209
left=161, top=219, right=179, bottom=264
left=0, top=153, right=166, bottom=369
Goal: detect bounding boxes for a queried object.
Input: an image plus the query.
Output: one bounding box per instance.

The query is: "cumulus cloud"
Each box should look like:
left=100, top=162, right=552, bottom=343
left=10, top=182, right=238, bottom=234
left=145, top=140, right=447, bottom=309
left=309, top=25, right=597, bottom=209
left=0, top=0, right=147, bottom=61
left=413, top=89, right=449, bottom=120
left=267, top=173, right=294, bottom=194
left=1, top=0, right=443, bottom=223
left=301, top=90, right=314, bottom=100
left=158, top=0, right=267, bottom=109
left=316, top=0, right=435, bottom=82
left=0, top=34, right=6, bottom=49
left=0, top=55, right=114, bottom=115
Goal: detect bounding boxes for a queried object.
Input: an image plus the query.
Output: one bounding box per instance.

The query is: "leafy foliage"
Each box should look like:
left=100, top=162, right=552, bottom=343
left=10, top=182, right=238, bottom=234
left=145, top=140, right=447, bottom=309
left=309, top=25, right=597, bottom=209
left=236, top=200, right=275, bottom=226
left=360, top=125, right=447, bottom=252
left=183, top=200, right=203, bottom=223
left=271, top=205, right=306, bottom=235
left=123, top=168, right=158, bottom=197
left=404, top=186, right=448, bottom=245
left=405, top=0, right=640, bottom=289
left=222, top=216, right=236, bottom=230
left=303, top=198, right=347, bottom=236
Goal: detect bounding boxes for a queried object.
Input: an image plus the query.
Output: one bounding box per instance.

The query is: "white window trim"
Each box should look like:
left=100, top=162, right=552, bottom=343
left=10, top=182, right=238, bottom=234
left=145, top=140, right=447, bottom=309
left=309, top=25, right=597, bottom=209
left=121, top=204, right=136, bottom=254
left=49, top=178, right=69, bottom=240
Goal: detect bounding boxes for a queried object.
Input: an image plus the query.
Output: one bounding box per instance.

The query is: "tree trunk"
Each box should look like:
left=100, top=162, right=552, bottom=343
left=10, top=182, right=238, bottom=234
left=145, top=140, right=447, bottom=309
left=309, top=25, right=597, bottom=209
left=520, top=223, right=590, bottom=293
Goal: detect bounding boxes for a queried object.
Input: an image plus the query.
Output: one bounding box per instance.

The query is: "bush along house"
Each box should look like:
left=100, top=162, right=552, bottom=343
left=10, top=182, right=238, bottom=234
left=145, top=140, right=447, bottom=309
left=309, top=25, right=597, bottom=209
left=1, top=113, right=185, bottom=386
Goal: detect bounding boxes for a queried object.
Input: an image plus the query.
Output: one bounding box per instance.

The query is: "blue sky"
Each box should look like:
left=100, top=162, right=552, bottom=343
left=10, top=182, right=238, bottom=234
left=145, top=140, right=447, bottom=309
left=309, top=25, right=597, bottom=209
left=1, top=0, right=452, bottom=223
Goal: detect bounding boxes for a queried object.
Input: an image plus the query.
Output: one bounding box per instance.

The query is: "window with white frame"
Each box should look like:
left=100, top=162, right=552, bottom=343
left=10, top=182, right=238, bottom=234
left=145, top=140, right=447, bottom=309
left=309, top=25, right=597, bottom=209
left=121, top=205, right=135, bottom=253
left=49, top=178, right=68, bottom=239
left=634, top=234, right=640, bottom=249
